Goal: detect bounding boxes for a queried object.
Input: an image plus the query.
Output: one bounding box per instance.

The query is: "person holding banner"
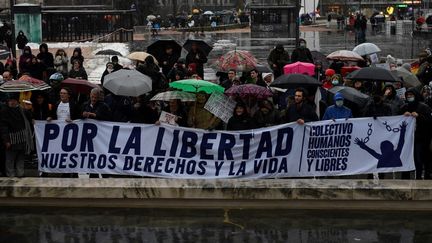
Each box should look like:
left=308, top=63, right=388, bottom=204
left=47, top=87, right=80, bottom=122
left=400, top=88, right=432, bottom=179
left=188, top=92, right=220, bottom=130
left=322, top=92, right=352, bottom=120
left=227, top=102, right=256, bottom=131
left=283, top=88, right=318, bottom=125
left=0, top=93, right=34, bottom=177
left=253, top=100, right=280, bottom=128
left=82, top=88, right=111, bottom=121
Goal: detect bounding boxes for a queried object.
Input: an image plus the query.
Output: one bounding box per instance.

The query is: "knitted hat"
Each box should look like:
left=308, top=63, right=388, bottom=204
left=325, top=69, right=335, bottom=76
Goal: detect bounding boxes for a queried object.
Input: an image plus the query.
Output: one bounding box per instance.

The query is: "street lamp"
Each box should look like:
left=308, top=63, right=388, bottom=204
left=9, top=0, right=16, bottom=59
left=411, top=0, right=415, bottom=58
left=359, top=0, right=362, bottom=14
left=313, top=0, right=316, bottom=23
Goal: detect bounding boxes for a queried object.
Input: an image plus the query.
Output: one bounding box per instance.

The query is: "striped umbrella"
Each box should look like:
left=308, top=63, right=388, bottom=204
left=18, top=75, right=51, bottom=90
left=225, top=84, right=273, bottom=99
left=215, top=50, right=258, bottom=72
left=0, top=76, right=50, bottom=92
left=151, top=91, right=196, bottom=102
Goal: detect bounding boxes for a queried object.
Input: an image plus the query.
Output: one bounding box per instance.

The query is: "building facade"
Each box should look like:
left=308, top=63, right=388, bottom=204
left=250, top=0, right=299, bottom=39
left=319, top=0, right=430, bottom=17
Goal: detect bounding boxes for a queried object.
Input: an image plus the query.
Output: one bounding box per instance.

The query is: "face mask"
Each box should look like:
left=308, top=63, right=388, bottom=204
left=300, top=43, right=306, bottom=48
left=332, top=80, right=339, bottom=85
left=107, top=68, right=113, bottom=72
left=335, top=100, right=344, bottom=107
left=407, top=97, right=415, bottom=103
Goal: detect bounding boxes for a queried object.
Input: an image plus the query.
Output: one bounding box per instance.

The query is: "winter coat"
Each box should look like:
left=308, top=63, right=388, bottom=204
left=54, top=55, right=68, bottom=75
left=0, top=105, right=32, bottom=150
left=15, top=31, right=28, bottom=50
left=68, top=67, right=88, bottom=80
left=185, top=49, right=207, bottom=78
left=291, top=47, right=313, bottom=63
left=18, top=46, right=35, bottom=73
left=160, top=54, right=179, bottom=76
left=131, top=103, right=159, bottom=124
left=81, top=100, right=111, bottom=121
left=267, top=48, right=290, bottom=71
left=253, top=109, right=280, bottom=128
left=400, top=88, right=432, bottom=143
left=104, top=94, right=133, bottom=122
left=27, top=61, right=46, bottom=80
left=70, top=47, right=84, bottom=65
left=363, top=101, right=392, bottom=118
left=187, top=103, right=220, bottom=129
left=383, top=85, right=404, bottom=115
left=284, top=102, right=319, bottom=123
left=227, top=113, right=256, bottom=130
left=36, top=43, right=54, bottom=68
left=322, top=105, right=352, bottom=120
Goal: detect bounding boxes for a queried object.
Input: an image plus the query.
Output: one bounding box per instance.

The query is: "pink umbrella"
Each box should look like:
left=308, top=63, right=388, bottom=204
left=283, top=62, right=316, bottom=76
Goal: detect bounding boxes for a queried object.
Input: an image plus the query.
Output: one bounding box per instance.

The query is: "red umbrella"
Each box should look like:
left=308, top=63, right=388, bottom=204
left=61, top=78, right=99, bottom=94
left=225, top=84, right=272, bottom=99
left=215, top=50, right=258, bottom=72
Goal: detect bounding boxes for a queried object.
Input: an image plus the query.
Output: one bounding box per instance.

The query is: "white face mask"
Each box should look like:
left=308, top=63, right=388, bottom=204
left=332, top=80, right=339, bottom=85
left=407, top=97, right=415, bottom=103
left=335, top=100, right=344, bottom=107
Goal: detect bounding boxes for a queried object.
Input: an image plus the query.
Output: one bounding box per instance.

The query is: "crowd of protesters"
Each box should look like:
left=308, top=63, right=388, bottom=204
left=0, top=36, right=431, bottom=179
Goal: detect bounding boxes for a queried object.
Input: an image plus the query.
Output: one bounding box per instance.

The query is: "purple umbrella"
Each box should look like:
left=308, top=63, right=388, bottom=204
left=225, top=84, right=273, bottom=99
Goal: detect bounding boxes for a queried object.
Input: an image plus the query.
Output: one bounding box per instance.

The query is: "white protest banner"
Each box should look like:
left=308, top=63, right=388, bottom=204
left=369, top=53, right=379, bottom=64
left=396, top=87, right=406, bottom=100
left=159, top=111, right=178, bottom=126
left=34, top=116, right=415, bottom=179
left=375, top=63, right=390, bottom=70
left=204, top=92, right=236, bottom=123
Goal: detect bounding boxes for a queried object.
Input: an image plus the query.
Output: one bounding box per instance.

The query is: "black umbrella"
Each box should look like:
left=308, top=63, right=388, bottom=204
left=311, top=50, right=329, bottom=70
left=147, top=39, right=182, bottom=63
left=270, top=73, right=321, bottom=89
left=329, top=86, right=370, bottom=106
left=183, top=39, right=213, bottom=56
left=255, top=63, right=272, bottom=73
left=345, top=67, right=400, bottom=82
left=95, top=49, right=122, bottom=56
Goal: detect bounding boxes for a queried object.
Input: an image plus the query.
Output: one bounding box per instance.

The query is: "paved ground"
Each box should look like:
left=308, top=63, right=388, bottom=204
left=133, top=19, right=430, bottom=62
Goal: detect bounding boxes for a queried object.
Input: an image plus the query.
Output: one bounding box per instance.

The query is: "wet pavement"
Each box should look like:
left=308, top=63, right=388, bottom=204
left=1, top=207, right=431, bottom=242
left=131, top=26, right=431, bottom=66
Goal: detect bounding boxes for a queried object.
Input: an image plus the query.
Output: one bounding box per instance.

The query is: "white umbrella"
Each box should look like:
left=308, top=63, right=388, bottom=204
left=203, top=11, right=214, bottom=15
left=147, top=15, right=156, bottom=21
left=327, top=50, right=364, bottom=61
left=353, top=43, right=381, bottom=56
left=103, top=69, right=152, bottom=97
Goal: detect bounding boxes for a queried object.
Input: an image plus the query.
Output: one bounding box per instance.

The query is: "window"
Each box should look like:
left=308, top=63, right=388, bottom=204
left=252, top=9, right=282, bottom=24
